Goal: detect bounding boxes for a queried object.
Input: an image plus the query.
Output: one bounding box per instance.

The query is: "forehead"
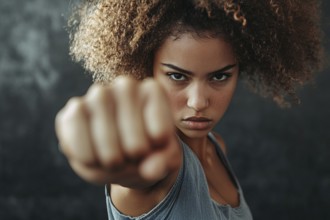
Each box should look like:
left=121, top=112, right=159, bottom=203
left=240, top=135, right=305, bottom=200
left=155, top=33, right=236, bottom=72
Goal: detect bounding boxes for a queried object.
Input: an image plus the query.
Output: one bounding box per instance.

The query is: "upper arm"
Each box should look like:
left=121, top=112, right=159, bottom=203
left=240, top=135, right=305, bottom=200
left=110, top=169, right=179, bottom=217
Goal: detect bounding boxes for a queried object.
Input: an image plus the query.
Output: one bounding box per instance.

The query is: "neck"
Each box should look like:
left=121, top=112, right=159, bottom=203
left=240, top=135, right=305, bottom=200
left=177, top=131, right=210, bottom=162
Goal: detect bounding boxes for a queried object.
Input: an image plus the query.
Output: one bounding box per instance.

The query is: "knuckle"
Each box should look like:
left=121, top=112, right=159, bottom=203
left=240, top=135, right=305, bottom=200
left=55, top=98, right=84, bottom=128
left=141, top=79, right=160, bottom=95
left=144, top=79, right=163, bottom=94
left=113, top=75, right=136, bottom=86
left=87, top=84, right=108, bottom=101
left=112, top=76, right=138, bottom=95
left=66, top=97, right=85, bottom=115
left=141, top=80, right=169, bottom=110
left=118, top=129, right=149, bottom=160
left=124, top=140, right=149, bottom=158
left=62, top=98, right=88, bottom=123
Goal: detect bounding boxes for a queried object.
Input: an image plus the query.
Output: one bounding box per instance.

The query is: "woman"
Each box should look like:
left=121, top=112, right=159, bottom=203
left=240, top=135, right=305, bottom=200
left=55, top=0, right=322, bottom=219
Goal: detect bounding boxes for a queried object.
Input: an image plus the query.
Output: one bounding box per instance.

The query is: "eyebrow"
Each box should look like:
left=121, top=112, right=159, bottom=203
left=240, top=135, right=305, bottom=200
left=161, top=63, right=237, bottom=75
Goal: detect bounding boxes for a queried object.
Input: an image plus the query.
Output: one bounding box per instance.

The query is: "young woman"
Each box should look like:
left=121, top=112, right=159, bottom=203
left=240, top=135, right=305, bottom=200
left=55, top=0, right=322, bottom=219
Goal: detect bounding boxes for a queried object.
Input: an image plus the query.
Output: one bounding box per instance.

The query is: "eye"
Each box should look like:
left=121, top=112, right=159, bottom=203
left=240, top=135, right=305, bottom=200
left=210, top=73, right=232, bottom=82
left=167, top=72, right=187, bottom=81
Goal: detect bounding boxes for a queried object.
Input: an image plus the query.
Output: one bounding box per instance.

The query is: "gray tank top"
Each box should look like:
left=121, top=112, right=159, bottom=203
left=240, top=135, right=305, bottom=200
left=105, top=133, right=253, bottom=220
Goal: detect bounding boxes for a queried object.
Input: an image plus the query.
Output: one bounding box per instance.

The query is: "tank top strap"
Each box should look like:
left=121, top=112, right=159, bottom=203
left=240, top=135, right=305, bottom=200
left=207, top=132, right=241, bottom=190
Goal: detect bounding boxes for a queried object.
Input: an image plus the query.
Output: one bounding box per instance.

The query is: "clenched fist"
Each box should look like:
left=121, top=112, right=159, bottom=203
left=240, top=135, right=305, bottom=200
left=55, top=76, right=181, bottom=188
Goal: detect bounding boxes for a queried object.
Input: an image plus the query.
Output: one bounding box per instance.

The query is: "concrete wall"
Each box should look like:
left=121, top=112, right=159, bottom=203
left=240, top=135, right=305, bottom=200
left=0, top=1, right=329, bottom=219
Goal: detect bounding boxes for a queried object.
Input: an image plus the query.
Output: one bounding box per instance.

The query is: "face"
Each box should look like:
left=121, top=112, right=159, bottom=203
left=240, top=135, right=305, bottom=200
left=153, top=33, right=238, bottom=141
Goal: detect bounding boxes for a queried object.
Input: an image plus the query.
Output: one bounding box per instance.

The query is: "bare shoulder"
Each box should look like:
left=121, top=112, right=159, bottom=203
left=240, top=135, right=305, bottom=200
left=211, top=132, right=227, bottom=155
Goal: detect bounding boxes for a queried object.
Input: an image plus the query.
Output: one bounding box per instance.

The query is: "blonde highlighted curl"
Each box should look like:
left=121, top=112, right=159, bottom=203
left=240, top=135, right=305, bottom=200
left=69, top=0, right=323, bottom=107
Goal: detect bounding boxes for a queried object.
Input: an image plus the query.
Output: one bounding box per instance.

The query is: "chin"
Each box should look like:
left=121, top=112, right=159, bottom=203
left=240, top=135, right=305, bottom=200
left=176, top=128, right=210, bottom=140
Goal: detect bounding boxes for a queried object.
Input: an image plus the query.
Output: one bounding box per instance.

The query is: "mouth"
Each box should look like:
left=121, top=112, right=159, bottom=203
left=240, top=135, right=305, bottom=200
left=183, top=116, right=212, bottom=122
left=181, top=116, right=213, bottom=130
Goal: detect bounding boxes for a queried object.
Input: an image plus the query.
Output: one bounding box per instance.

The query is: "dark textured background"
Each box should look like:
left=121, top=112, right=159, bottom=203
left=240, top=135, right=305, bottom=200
left=0, top=1, right=329, bottom=220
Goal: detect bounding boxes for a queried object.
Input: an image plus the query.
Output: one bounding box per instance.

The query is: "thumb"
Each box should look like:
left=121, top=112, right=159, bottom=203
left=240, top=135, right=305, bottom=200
left=139, top=136, right=182, bottom=182
left=139, top=152, right=169, bottom=182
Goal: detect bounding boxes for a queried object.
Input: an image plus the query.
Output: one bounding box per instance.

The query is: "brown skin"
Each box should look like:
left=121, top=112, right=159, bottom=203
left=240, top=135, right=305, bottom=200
left=57, top=0, right=323, bottom=216
left=56, top=78, right=180, bottom=187
left=56, top=77, right=182, bottom=217
left=56, top=33, right=240, bottom=216
left=152, top=33, right=239, bottom=207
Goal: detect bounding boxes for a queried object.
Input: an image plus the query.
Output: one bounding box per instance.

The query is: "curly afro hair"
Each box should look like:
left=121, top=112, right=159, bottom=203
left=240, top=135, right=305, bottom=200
left=68, top=0, right=323, bottom=107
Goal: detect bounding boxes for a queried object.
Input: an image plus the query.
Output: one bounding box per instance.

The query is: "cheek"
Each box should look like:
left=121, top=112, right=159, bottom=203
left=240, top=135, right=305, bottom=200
left=212, top=88, right=236, bottom=115
left=214, top=96, right=230, bottom=111
left=166, top=89, right=186, bottom=114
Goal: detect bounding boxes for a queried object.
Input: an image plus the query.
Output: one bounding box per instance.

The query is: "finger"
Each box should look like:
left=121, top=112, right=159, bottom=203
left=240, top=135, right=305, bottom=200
left=69, top=160, right=112, bottom=185
left=85, top=84, right=124, bottom=169
left=112, top=76, right=149, bottom=158
left=55, top=97, right=96, bottom=165
left=140, top=79, right=174, bottom=145
left=139, top=135, right=182, bottom=182
left=70, top=158, right=146, bottom=187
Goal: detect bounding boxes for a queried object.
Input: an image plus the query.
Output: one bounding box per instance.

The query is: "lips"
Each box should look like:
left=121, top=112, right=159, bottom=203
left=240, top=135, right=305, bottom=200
left=181, top=116, right=212, bottom=130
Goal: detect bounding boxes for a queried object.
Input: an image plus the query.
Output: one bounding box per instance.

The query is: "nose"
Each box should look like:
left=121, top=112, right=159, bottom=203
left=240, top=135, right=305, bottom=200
left=186, top=83, right=209, bottom=112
